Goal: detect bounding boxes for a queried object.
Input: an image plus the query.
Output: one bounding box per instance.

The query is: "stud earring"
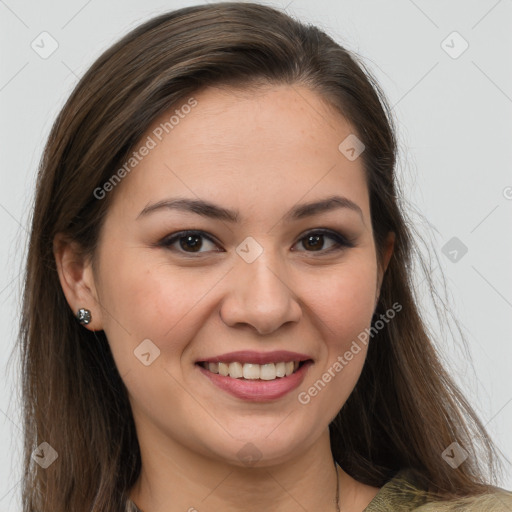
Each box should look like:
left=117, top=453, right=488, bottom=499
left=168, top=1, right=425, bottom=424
left=76, top=308, right=92, bottom=325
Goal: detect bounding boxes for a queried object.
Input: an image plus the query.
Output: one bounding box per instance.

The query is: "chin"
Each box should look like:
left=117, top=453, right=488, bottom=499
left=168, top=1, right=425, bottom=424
left=198, top=419, right=321, bottom=468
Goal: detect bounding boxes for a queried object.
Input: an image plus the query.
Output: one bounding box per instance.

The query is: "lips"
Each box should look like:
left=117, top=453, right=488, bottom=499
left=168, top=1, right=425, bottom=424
left=196, top=359, right=314, bottom=401
left=194, top=350, right=314, bottom=401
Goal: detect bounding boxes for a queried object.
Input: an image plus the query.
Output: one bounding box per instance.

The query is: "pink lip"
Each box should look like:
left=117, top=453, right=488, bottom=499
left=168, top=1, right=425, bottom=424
left=196, top=360, right=314, bottom=402
left=196, top=350, right=313, bottom=365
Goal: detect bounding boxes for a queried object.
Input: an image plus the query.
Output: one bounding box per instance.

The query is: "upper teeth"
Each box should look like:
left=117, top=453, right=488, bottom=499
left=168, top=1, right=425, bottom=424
left=201, top=361, right=300, bottom=380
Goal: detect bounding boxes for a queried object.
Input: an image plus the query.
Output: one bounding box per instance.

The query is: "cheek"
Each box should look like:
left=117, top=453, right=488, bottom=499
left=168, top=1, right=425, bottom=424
left=295, top=258, right=377, bottom=418
left=97, top=249, right=221, bottom=364
left=307, top=256, right=377, bottom=347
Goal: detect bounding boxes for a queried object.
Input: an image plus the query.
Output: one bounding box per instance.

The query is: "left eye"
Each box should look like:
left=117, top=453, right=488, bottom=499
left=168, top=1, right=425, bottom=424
left=292, top=230, right=351, bottom=253
left=159, top=229, right=353, bottom=255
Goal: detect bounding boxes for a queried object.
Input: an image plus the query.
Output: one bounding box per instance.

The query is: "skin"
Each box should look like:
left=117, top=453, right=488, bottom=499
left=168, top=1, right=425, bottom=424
left=55, top=84, right=394, bottom=512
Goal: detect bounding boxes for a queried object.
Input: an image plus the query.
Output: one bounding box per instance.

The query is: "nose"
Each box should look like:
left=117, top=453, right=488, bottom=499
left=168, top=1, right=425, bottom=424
left=219, top=249, right=302, bottom=335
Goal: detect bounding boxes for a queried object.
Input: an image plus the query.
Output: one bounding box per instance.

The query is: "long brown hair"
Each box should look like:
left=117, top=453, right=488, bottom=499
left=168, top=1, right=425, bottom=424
left=18, top=2, right=505, bottom=510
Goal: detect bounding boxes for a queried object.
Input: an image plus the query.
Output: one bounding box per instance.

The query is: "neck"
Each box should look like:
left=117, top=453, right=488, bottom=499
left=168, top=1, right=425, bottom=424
left=128, top=425, right=342, bottom=512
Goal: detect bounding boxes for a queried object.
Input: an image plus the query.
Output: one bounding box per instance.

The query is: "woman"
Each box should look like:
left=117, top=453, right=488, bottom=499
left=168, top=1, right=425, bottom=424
left=19, top=2, right=512, bottom=511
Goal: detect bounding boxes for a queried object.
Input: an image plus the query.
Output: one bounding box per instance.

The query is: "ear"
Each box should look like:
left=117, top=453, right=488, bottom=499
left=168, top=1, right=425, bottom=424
left=375, top=231, right=395, bottom=309
left=53, top=233, right=104, bottom=331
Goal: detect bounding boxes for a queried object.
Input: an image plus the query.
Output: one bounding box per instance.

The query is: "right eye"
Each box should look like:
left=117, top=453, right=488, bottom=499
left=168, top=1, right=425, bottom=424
left=158, top=230, right=223, bottom=255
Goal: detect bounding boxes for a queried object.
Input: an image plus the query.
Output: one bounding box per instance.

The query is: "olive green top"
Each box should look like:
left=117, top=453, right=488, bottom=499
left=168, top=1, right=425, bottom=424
left=125, top=468, right=512, bottom=511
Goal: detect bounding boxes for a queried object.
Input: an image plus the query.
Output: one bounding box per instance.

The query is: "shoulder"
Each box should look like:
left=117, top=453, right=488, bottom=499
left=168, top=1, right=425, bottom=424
left=364, top=468, right=512, bottom=512
left=363, top=469, right=431, bottom=511
left=416, top=488, right=512, bottom=511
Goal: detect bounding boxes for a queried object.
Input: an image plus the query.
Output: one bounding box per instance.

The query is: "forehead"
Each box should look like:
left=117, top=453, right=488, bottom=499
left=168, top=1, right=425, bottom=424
left=109, top=84, right=369, bottom=222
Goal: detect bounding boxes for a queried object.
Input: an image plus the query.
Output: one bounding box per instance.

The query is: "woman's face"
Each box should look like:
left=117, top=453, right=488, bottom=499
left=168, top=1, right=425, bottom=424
left=87, top=84, right=393, bottom=466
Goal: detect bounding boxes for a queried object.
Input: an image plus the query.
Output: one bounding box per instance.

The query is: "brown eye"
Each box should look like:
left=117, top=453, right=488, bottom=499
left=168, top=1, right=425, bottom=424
left=158, top=229, right=354, bottom=257
left=178, top=234, right=204, bottom=252
left=302, top=234, right=326, bottom=251
left=292, top=230, right=354, bottom=254
left=160, top=231, right=220, bottom=254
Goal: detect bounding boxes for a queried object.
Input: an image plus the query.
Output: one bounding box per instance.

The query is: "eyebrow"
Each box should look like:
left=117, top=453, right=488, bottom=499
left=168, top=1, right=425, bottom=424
left=137, top=195, right=364, bottom=223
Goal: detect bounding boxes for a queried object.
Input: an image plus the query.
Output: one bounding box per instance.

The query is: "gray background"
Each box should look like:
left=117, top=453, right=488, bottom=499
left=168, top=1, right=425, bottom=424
left=1, top=0, right=511, bottom=509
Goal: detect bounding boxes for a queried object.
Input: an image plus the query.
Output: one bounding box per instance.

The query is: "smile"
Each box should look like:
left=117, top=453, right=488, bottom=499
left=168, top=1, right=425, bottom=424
left=195, top=359, right=314, bottom=402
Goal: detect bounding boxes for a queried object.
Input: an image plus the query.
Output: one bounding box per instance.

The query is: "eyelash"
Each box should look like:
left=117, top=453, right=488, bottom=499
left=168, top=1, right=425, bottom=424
left=157, top=229, right=355, bottom=257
